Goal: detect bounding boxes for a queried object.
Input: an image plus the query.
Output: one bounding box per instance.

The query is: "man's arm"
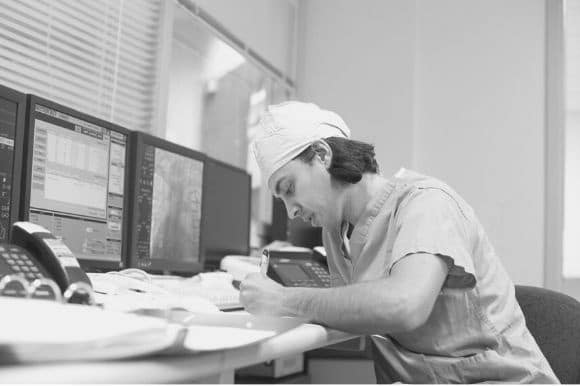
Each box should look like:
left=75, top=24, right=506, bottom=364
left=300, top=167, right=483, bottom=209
left=240, top=252, right=449, bottom=335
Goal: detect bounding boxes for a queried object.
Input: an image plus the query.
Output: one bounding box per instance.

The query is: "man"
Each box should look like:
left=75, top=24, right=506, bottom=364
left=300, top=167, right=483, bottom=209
left=240, top=101, right=558, bottom=383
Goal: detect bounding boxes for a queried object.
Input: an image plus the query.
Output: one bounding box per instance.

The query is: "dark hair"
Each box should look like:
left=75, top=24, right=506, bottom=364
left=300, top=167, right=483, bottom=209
left=295, top=136, right=379, bottom=184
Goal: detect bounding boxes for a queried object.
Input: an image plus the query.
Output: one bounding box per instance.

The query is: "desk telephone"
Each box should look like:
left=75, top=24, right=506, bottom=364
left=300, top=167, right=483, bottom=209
left=268, top=248, right=330, bottom=288
left=222, top=247, right=330, bottom=288
left=0, top=222, right=92, bottom=294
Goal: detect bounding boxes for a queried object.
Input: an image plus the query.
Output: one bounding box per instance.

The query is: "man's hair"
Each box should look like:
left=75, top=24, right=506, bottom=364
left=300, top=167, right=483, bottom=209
left=295, top=136, right=379, bottom=184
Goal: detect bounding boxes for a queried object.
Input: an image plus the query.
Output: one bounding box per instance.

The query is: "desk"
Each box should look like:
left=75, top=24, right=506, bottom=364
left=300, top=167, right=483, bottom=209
left=0, top=323, right=355, bottom=383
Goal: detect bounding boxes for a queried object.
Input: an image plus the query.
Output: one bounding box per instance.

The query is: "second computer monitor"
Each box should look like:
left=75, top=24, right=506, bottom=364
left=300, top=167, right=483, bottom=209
left=129, top=132, right=205, bottom=274
left=201, top=157, right=251, bottom=270
left=22, top=95, right=131, bottom=271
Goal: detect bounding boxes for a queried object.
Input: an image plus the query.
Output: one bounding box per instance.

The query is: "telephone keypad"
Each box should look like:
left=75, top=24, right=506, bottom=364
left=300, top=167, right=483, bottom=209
left=1, top=248, right=46, bottom=281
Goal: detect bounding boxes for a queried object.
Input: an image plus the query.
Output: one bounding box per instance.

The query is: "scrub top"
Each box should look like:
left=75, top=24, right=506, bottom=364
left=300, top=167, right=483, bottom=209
left=322, top=168, right=558, bottom=384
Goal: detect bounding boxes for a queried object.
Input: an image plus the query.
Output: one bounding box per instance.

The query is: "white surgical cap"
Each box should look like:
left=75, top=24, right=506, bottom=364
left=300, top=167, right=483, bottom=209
left=251, top=101, right=350, bottom=185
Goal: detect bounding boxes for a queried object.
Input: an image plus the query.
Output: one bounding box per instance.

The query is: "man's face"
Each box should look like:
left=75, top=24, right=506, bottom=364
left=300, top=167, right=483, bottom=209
left=269, top=158, right=341, bottom=228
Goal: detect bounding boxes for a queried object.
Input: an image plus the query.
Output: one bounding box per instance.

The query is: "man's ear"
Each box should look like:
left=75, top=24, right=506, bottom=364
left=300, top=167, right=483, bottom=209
left=312, top=139, right=333, bottom=169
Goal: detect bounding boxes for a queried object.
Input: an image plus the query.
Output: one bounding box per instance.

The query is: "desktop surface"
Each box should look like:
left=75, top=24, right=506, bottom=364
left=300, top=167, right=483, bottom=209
left=0, top=316, right=354, bottom=384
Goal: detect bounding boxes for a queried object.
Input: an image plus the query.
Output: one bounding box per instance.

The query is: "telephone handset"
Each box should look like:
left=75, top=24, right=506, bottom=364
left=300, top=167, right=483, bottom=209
left=3, top=222, right=92, bottom=293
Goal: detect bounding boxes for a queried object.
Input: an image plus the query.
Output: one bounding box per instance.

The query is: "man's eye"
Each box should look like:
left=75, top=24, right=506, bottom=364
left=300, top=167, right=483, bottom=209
left=286, top=184, right=294, bottom=196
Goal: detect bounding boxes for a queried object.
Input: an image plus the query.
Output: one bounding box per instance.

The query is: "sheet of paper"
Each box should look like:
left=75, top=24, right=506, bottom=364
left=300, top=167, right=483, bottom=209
left=180, top=312, right=305, bottom=351
left=183, top=325, right=276, bottom=351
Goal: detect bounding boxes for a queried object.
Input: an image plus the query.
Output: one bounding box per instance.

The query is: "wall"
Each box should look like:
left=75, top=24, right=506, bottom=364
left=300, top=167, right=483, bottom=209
left=192, top=0, right=296, bottom=77
left=412, top=0, right=546, bottom=286
left=297, top=0, right=547, bottom=286
left=296, top=0, right=416, bottom=176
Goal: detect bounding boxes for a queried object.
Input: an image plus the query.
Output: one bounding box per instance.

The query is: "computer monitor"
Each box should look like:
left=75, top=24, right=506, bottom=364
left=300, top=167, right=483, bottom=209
left=201, top=157, right=251, bottom=270
left=128, top=132, right=206, bottom=274
left=0, top=84, right=27, bottom=243
left=22, top=95, right=131, bottom=271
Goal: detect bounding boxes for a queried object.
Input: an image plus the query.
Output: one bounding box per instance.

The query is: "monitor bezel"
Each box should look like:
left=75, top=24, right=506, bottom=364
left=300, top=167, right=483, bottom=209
left=22, top=95, right=132, bottom=272
left=0, top=84, right=27, bottom=243
left=201, top=155, right=252, bottom=269
left=127, top=131, right=207, bottom=275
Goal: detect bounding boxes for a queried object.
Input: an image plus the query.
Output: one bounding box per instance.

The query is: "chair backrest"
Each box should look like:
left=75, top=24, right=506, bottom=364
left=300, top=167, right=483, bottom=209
left=515, top=285, right=580, bottom=384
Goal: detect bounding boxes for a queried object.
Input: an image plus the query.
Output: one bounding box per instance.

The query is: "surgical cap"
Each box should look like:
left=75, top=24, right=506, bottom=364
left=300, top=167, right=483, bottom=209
left=251, top=101, right=351, bottom=185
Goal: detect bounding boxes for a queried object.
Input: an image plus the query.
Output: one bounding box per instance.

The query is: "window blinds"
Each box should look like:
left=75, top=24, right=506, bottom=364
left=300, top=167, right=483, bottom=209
left=0, top=0, right=165, bottom=132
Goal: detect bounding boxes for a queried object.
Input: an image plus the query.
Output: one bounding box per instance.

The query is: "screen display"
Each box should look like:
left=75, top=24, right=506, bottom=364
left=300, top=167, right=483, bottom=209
left=28, top=104, right=127, bottom=264
left=201, top=158, right=250, bottom=268
left=0, top=96, right=17, bottom=243
left=134, top=144, right=203, bottom=270
left=276, top=264, right=310, bottom=281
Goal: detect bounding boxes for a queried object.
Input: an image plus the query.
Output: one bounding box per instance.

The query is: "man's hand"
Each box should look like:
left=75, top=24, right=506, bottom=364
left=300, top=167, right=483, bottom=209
left=239, top=273, right=290, bottom=316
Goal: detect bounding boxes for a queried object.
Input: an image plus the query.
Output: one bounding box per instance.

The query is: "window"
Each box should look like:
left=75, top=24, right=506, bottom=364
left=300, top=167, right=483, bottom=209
left=563, top=0, right=580, bottom=279
left=0, top=0, right=296, bottom=251
left=0, top=0, right=168, bottom=132
left=164, top=0, right=294, bottom=248
left=547, top=0, right=580, bottom=298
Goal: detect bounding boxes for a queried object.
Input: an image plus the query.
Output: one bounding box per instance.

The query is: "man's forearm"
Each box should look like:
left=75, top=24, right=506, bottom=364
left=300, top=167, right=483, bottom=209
left=280, top=280, right=413, bottom=335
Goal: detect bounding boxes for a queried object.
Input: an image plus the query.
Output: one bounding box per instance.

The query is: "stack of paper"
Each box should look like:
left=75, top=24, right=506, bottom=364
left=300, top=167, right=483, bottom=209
left=0, top=297, right=178, bottom=363
left=0, top=298, right=305, bottom=364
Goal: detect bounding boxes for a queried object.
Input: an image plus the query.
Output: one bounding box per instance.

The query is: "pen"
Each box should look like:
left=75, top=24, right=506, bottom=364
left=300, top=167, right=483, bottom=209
left=260, top=249, right=270, bottom=276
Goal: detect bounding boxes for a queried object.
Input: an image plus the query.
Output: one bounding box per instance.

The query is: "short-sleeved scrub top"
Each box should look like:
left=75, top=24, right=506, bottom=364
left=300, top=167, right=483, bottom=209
left=322, top=169, right=558, bottom=384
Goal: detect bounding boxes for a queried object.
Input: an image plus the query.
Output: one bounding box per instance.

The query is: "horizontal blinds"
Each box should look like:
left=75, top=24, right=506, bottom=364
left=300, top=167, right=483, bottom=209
left=0, top=0, right=163, bottom=132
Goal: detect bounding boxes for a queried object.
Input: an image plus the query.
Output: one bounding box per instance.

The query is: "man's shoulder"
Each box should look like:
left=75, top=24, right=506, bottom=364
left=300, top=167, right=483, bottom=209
left=392, top=168, right=473, bottom=220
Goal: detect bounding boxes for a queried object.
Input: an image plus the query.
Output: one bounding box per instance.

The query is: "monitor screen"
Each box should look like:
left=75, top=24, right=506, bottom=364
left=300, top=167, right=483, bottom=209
left=23, top=96, right=130, bottom=271
left=201, top=157, right=251, bottom=269
left=129, top=133, right=205, bottom=274
left=0, top=85, right=26, bottom=243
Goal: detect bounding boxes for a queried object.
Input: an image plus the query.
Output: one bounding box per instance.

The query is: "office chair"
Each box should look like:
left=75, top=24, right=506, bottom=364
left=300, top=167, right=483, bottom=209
left=515, top=285, right=580, bottom=384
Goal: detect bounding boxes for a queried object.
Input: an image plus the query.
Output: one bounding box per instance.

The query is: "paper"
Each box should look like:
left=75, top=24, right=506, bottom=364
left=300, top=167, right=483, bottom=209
left=183, top=326, right=276, bottom=351
left=180, top=313, right=305, bottom=351
left=0, top=298, right=305, bottom=364
left=0, top=297, right=177, bottom=363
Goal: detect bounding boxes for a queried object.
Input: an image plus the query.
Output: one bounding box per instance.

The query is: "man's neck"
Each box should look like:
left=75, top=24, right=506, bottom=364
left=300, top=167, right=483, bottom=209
left=341, top=173, right=388, bottom=226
